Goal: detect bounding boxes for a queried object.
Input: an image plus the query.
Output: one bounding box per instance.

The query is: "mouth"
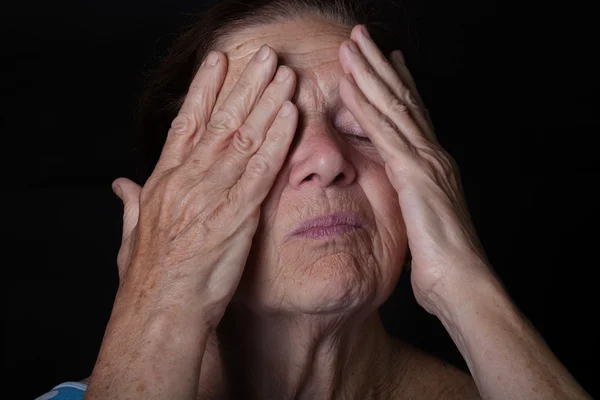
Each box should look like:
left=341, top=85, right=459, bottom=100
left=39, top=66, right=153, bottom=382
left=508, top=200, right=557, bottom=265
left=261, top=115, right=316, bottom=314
left=287, top=212, right=366, bottom=240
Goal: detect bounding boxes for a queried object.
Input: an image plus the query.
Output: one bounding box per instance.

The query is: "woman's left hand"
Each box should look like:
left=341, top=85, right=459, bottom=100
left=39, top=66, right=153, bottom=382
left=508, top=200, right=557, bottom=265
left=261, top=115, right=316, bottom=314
left=338, top=24, right=498, bottom=317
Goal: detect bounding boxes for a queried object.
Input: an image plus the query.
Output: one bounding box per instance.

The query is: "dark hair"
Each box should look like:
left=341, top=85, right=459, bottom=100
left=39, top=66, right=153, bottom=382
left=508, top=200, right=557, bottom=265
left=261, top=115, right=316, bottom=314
left=134, top=0, right=414, bottom=185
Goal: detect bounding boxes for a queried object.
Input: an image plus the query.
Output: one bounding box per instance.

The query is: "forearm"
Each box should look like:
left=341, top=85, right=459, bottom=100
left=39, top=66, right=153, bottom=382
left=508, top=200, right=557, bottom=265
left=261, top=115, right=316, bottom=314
left=83, top=295, right=211, bottom=400
left=433, top=264, right=592, bottom=400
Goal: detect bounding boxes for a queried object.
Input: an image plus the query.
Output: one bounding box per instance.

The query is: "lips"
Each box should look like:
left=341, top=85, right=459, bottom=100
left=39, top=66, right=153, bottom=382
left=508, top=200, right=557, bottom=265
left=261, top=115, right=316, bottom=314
left=287, top=212, right=366, bottom=239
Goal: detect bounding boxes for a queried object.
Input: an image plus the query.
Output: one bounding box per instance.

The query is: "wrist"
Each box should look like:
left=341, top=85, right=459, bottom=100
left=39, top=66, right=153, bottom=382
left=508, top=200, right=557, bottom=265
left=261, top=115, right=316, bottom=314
left=429, top=260, right=515, bottom=330
left=113, top=272, right=215, bottom=328
left=109, top=287, right=214, bottom=355
left=428, top=263, right=593, bottom=400
left=429, top=264, right=525, bottom=364
left=88, top=303, right=212, bottom=399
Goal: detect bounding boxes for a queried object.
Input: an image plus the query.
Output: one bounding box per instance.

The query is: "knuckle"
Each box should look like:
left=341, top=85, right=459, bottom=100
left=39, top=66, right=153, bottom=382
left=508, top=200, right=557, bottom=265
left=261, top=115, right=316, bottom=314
left=377, top=112, right=397, bottom=132
left=261, top=95, right=279, bottom=112
left=239, top=117, right=264, bottom=141
left=389, top=97, right=409, bottom=115
left=231, top=129, right=257, bottom=154
left=363, top=64, right=378, bottom=81
left=169, top=113, right=195, bottom=136
left=404, top=90, right=419, bottom=107
left=208, top=108, right=239, bottom=132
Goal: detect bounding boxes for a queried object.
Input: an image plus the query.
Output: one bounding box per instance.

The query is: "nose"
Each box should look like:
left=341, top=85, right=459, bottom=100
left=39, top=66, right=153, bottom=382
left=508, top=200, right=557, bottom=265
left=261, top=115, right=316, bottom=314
left=288, top=121, right=357, bottom=189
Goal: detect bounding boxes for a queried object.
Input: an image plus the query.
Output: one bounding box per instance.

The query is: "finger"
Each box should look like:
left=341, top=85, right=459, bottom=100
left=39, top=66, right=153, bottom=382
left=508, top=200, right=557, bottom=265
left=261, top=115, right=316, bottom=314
left=349, top=26, right=427, bottom=115
left=348, top=25, right=437, bottom=144
left=388, top=50, right=437, bottom=140
left=213, top=64, right=296, bottom=186
left=339, top=39, right=426, bottom=150
left=154, top=51, right=227, bottom=175
left=232, top=100, right=297, bottom=208
left=392, top=48, right=406, bottom=65
left=388, top=50, right=420, bottom=101
left=339, top=72, right=414, bottom=164
left=339, top=29, right=433, bottom=147
left=112, top=177, right=142, bottom=242
left=188, top=44, right=279, bottom=166
left=348, top=25, right=435, bottom=143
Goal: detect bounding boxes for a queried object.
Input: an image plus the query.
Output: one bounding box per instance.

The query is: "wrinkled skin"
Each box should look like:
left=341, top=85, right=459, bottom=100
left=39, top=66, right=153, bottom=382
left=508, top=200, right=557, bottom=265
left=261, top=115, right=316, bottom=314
left=96, top=15, right=487, bottom=400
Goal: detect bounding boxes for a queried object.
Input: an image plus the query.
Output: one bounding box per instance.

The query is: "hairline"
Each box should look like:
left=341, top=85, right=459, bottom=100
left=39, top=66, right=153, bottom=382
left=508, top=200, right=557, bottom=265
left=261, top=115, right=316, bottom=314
left=211, top=11, right=358, bottom=58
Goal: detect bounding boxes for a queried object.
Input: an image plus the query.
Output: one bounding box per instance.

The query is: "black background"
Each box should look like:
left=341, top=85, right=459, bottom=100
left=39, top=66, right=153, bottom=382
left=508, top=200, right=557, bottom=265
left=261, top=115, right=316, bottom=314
left=2, top=0, right=599, bottom=398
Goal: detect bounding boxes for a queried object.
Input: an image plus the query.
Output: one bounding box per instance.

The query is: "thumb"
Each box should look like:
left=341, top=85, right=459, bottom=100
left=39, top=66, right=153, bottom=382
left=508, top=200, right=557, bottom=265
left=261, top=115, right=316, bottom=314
left=112, top=177, right=142, bottom=241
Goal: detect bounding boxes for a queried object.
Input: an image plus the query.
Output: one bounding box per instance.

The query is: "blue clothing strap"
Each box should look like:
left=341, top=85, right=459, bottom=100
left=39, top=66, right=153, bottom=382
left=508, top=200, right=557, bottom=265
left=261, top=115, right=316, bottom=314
left=34, top=382, right=88, bottom=400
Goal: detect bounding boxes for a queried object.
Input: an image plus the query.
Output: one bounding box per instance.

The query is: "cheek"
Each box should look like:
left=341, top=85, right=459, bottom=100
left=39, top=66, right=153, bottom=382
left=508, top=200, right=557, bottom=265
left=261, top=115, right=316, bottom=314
left=250, top=168, right=290, bottom=265
left=357, top=157, right=399, bottom=216
left=259, top=165, right=290, bottom=225
left=360, top=166, right=407, bottom=267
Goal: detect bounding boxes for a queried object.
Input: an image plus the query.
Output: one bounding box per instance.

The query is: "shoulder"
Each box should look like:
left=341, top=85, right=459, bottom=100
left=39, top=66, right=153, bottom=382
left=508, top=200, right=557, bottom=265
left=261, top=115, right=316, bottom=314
left=389, top=339, right=481, bottom=400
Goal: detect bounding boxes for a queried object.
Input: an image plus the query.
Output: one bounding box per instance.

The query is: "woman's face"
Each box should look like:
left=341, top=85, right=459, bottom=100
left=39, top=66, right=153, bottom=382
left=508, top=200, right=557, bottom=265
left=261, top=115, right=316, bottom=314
left=212, top=16, right=408, bottom=315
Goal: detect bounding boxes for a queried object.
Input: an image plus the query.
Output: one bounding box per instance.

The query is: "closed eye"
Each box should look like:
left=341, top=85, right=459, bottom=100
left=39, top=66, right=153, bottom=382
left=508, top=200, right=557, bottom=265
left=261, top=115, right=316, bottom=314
left=345, top=133, right=371, bottom=143
left=332, top=109, right=372, bottom=143
left=338, top=126, right=371, bottom=143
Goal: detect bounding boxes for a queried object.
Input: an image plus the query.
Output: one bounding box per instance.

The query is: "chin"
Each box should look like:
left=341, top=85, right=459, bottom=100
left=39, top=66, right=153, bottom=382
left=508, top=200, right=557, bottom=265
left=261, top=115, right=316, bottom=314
left=231, top=251, right=391, bottom=316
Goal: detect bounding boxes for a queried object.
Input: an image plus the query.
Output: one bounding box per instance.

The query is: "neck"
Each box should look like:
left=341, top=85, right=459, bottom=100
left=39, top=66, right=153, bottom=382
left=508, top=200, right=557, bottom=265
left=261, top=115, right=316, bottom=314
left=197, top=306, right=406, bottom=400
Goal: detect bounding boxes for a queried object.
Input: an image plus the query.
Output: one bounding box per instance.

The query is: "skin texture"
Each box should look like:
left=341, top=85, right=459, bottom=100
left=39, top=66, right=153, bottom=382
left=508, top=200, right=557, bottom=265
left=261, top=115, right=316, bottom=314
left=84, top=12, right=591, bottom=400
left=217, top=21, right=407, bottom=327
left=87, top=15, right=477, bottom=400
left=195, top=17, right=423, bottom=399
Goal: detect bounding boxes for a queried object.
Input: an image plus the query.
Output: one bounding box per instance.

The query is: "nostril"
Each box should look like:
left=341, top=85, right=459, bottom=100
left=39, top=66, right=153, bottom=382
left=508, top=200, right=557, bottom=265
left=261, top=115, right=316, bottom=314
left=304, top=173, right=317, bottom=182
left=333, top=173, right=345, bottom=184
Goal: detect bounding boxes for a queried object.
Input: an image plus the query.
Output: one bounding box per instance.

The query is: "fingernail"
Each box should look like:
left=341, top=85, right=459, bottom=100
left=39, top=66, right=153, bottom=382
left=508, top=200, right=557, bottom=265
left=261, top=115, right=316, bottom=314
left=348, top=40, right=359, bottom=54
left=206, top=51, right=219, bottom=66
left=257, top=44, right=270, bottom=61
left=362, top=25, right=371, bottom=39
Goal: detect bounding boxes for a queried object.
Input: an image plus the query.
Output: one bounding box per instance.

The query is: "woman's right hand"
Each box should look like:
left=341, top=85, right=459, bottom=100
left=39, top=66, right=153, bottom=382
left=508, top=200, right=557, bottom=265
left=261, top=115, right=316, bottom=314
left=85, top=46, right=297, bottom=399
left=111, top=45, right=297, bottom=329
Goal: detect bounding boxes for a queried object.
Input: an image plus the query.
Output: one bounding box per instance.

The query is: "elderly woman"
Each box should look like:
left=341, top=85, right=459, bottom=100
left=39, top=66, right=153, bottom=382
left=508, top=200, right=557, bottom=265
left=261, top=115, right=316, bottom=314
left=36, top=0, right=591, bottom=399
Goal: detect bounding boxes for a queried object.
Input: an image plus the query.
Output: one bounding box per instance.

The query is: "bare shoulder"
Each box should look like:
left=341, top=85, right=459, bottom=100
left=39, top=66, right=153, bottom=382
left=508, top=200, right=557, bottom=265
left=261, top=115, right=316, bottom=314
left=389, top=339, right=481, bottom=400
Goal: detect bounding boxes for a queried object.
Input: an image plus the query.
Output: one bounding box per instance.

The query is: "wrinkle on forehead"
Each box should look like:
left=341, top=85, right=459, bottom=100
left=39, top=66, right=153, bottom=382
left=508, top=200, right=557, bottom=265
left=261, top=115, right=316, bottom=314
left=214, top=18, right=353, bottom=112
left=217, top=17, right=352, bottom=59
